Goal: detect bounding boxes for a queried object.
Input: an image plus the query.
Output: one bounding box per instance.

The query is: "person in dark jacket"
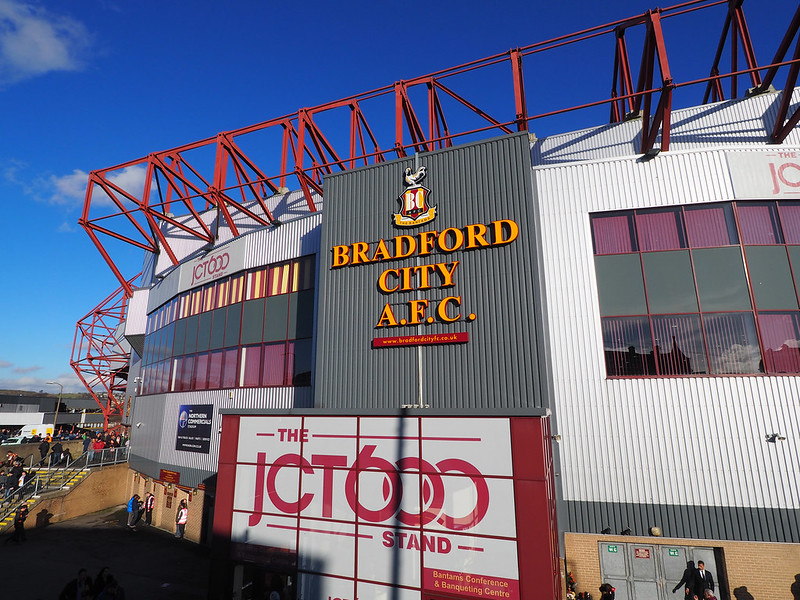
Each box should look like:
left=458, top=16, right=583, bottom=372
left=674, top=560, right=696, bottom=595
left=38, top=439, right=50, bottom=465
left=4, top=504, right=28, bottom=544
left=59, top=568, right=93, bottom=600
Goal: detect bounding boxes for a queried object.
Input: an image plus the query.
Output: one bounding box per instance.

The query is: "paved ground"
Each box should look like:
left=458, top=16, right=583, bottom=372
left=0, top=505, right=211, bottom=599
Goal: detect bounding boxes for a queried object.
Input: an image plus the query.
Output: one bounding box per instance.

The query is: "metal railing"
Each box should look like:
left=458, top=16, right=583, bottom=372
left=0, top=447, right=130, bottom=525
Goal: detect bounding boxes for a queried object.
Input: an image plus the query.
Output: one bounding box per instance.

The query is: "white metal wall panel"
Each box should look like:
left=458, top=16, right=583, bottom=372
left=146, top=212, right=321, bottom=312
left=130, top=386, right=314, bottom=480
left=532, top=147, right=800, bottom=528
left=531, top=88, right=800, bottom=165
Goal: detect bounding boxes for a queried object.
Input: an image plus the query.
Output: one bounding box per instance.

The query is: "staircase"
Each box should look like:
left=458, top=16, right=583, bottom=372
left=0, top=447, right=129, bottom=531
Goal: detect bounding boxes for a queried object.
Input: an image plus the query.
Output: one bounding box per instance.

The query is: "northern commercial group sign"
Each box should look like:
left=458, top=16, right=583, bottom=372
left=222, top=415, right=546, bottom=600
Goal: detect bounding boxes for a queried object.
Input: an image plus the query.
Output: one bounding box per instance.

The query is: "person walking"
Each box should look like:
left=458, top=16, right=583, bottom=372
left=175, top=499, right=188, bottom=538
left=126, top=494, right=140, bottom=530
left=144, top=492, right=155, bottom=525
left=38, top=438, right=50, bottom=466
left=5, top=504, right=29, bottom=544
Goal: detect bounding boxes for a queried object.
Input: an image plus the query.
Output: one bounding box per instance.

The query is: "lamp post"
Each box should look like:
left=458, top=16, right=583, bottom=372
left=46, top=381, right=63, bottom=438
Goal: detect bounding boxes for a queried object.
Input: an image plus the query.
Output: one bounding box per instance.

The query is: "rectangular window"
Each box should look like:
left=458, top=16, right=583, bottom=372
left=601, top=316, right=655, bottom=376
left=240, top=345, right=262, bottom=387
left=685, top=204, right=738, bottom=247
left=641, top=251, right=698, bottom=314
left=636, top=208, right=686, bottom=251
left=693, top=247, right=751, bottom=311
left=651, top=314, right=707, bottom=375
left=595, top=254, right=647, bottom=316
left=194, top=352, right=210, bottom=390
left=702, top=312, right=763, bottom=374
left=737, top=202, right=783, bottom=244
left=222, top=348, right=239, bottom=388
left=208, top=350, right=224, bottom=389
left=224, top=304, right=242, bottom=348
left=261, top=343, right=287, bottom=386
left=745, top=246, right=799, bottom=310
left=591, top=213, right=637, bottom=255
left=758, top=312, right=800, bottom=373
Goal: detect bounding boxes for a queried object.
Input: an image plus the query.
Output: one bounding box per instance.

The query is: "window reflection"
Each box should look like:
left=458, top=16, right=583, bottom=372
left=142, top=256, right=316, bottom=394
left=591, top=201, right=800, bottom=377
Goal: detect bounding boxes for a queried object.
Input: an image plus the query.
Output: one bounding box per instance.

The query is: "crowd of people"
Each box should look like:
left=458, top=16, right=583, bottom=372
left=0, top=451, right=34, bottom=504
left=59, top=566, right=126, bottom=600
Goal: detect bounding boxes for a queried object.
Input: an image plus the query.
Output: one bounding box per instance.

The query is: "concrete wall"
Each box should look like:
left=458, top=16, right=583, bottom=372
left=24, top=463, right=129, bottom=527
left=1, top=440, right=88, bottom=467
left=564, top=532, right=800, bottom=600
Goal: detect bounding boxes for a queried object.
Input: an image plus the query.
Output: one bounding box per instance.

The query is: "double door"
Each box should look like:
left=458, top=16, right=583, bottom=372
left=599, top=542, right=719, bottom=600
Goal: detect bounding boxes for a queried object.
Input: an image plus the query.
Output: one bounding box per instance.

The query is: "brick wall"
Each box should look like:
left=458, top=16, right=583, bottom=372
left=126, top=470, right=205, bottom=543
left=564, top=533, right=800, bottom=600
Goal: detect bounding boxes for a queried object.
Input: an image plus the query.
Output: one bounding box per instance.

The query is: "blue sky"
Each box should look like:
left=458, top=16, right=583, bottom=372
left=0, top=0, right=795, bottom=393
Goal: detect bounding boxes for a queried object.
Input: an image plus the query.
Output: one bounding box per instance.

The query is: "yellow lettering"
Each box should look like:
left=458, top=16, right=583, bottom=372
left=331, top=245, right=350, bottom=268
left=419, top=231, right=438, bottom=256
left=413, top=264, right=437, bottom=290
left=399, top=266, right=414, bottom=291
left=351, top=242, right=371, bottom=265
left=492, top=219, right=519, bottom=246
left=376, top=303, right=399, bottom=328
left=435, top=261, right=459, bottom=288
left=437, top=296, right=462, bottom=323
left=408, top=299, right=429, bottom=325
left=464, top=223, right=490, bottom=249
left=377, top=269, right=400, bottom=293
left=438, top=227, right=464, bottom=252
left=394, top=235, right=416, bottom=259
left=372, top=239, right=392, bottom=262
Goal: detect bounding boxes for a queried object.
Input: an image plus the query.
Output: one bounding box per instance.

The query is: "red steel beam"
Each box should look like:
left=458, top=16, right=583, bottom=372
left=70, top=275, right=140, bottom=431
left=80, top=0, right=799, bottom=296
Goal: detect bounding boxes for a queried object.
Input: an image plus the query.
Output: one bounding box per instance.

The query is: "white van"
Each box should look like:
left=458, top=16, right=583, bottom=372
left=0, top=424, right=55, bottom=444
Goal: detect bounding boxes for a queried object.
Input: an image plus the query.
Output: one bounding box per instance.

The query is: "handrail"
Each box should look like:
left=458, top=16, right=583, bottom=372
left=0, top=448, right=130, bottom=527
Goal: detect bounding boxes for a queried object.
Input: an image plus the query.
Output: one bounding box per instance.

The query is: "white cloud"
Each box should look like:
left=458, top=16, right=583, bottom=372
left=0, top=373, right=86, bottom=394
left=49, top=168, right=88, bottom=206
left=89, top=164, right=149, bottom=207
left=0, top=0, right=90, bottom=85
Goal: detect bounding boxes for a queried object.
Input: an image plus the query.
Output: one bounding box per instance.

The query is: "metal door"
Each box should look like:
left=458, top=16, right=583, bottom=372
left=599, top=542, right=719, bottom=600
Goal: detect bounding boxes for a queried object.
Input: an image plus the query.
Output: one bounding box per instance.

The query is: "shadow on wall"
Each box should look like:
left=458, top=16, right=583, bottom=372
left=35, top=508, right=53, bottom=528
left=791, top=574, right=800, bottom=600
left=733, top=587, right=754, bottom=600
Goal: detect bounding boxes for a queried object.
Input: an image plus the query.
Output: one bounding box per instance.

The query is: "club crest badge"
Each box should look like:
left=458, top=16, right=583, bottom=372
left=393, top=166, right=436, bottom=227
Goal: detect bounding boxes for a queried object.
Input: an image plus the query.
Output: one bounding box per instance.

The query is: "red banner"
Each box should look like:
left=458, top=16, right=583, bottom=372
left=373, top=331, right=469, bottom=348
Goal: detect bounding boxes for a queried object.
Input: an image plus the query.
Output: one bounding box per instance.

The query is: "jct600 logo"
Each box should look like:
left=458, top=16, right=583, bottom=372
left=247, top=445, right=489, bottom=531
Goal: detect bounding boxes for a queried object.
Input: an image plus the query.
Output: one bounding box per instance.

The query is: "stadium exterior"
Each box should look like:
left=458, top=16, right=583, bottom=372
left=77, top=4, right=800, bottom=599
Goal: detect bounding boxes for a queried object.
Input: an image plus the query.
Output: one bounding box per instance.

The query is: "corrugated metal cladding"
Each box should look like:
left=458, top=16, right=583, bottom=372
left=531, top=87, right=800, bottom=165
left=150, top=190, right=321, bottom=281
left=532, top=141, right=800, bottom=542
left=315, top=133, right=550, bottom=412
left=145, top=212, right=321, bottom=312
left=130, top=387, right=313, bottom=487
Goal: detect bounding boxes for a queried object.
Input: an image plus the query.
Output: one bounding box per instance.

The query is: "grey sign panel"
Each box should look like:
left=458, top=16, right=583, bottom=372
left=315, top=133, right=548, bottom=411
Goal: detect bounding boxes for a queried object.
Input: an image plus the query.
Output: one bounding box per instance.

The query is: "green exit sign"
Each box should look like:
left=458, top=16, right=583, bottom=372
left=608, top=545, right=618, bottom=553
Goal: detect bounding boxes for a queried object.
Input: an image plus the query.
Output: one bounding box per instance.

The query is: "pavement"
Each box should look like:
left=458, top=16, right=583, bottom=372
left=0, top=505, right=211, bottom=599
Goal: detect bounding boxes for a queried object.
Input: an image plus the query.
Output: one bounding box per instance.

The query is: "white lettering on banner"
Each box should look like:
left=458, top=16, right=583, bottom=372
left=247, top=444, right=490, bottom=530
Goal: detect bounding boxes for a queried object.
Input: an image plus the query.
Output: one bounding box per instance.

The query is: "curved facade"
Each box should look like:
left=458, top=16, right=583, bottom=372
left=121, top=90, right=800, bottom=599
